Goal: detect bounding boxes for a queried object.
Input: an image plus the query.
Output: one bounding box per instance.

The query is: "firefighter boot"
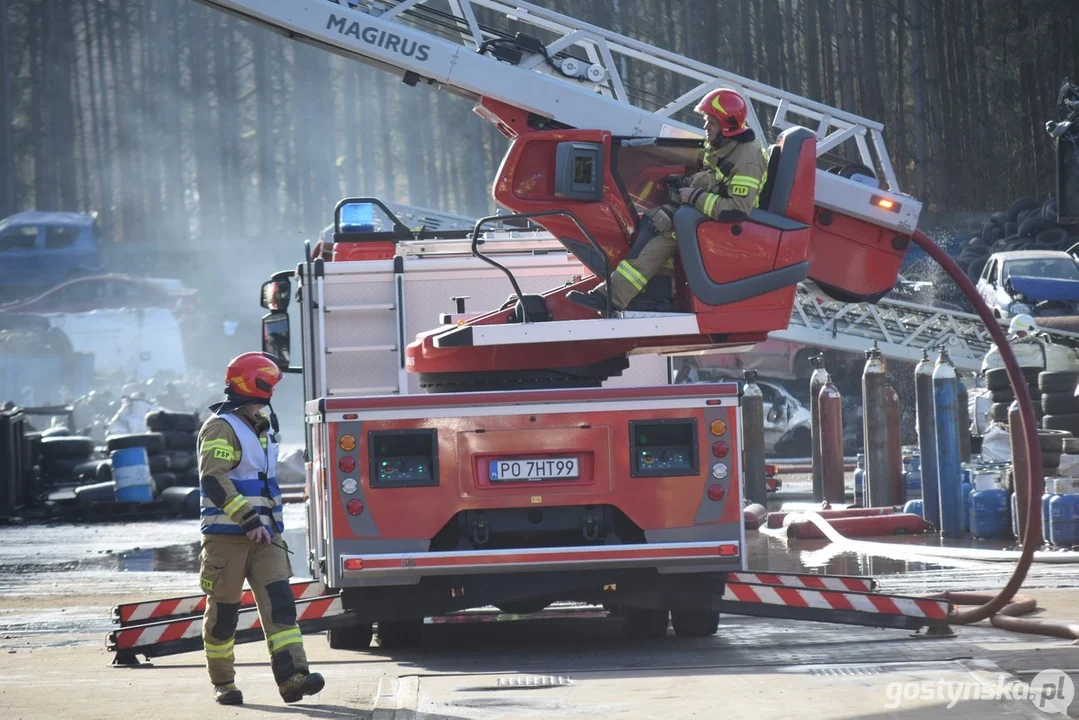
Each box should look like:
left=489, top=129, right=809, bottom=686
left=567, top=289, right=614, bottom=314
left=214, top=683, right=243, bottom=706
left=279, top=671, right=325, bottom=704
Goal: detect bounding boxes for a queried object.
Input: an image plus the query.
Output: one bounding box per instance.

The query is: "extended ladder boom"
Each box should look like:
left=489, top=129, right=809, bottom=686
left=195, top=0, right=920, bottom=233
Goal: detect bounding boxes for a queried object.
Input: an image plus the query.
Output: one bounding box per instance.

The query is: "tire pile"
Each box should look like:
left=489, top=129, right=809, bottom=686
left=37, top=434, right=97, bottom=487
left=984, top=367, right=1043, bottom=425
left=956, top=196, right=1078, bottom=282
left=103, top=411, right=200, bottom=492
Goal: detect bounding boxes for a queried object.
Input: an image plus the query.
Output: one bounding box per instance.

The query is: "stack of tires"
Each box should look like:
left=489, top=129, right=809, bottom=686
left=958, top=196, right=1079, bottom=282
left=38, top=435, right=96, bottom=487
left=985, top=367, right=1043, bottom=425
left=1040, top=372, right=1079, bottom=450
left=145, top=411, right=200, bottom=488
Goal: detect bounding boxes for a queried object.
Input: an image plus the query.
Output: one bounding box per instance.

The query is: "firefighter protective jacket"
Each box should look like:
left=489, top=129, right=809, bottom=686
left=683, top=129, right=769, bottom=222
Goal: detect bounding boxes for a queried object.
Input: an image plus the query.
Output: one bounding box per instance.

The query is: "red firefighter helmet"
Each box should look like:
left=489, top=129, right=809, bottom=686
left=224, top=352, right=282, bottom=400
left=694, top=88, right=750, bottom=137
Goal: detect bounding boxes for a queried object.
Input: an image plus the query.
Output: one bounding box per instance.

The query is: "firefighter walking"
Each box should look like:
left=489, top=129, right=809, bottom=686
left=197, top=352, right=324, bottom=706
left=570, top=87, right=769, bottom=313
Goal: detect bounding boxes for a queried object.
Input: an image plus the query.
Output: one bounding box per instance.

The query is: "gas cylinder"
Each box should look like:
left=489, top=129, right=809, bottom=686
left=970, top=473, right=1011, bottom=540
left=903, top=499, right=924, bottom=517
left=742, top=370, right=767, bottom=505
left=862, top=344, right=890, bottom=509
left=934, top=349, right=964, bottom=538
left=915, top=350, right=941, bottom=528
left=886, top=385, right=904, bottom=505
left=904, top=454, right=922, bottom=499
left=818, top=379, right=846, bottom=505
left=1049, top=488, right=1079, bottom=547
left=961, top=468, right=974, bottom=535
left=1042, top=478, right=1059, bottom=546
left=957, top=372, right=971, bottom=463
left=809, top=355, right=828, bottom=503
left=854, top=454, right=865, bottom=507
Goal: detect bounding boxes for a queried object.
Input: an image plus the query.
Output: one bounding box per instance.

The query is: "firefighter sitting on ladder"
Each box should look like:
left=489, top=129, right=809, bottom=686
left=196, top=352, right=324, bottom=706
left=570, top=88, right=768, bottom=313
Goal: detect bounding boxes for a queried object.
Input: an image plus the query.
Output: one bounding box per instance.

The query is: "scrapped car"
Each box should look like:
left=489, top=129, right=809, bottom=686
left=757, top=380, right=813, bottom=456
left=0, top=211, right=103, bottom=294
left=0, top=275, right=196, bottom=317
left=976, top=250, right=1079, bottom=319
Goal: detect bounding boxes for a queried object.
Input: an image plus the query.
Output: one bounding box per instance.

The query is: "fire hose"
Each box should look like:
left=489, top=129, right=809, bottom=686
left=774, top=230, right=1076, bottom=639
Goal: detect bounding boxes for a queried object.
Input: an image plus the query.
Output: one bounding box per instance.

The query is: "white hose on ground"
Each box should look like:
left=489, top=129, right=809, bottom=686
left=784, top=511, right=1079, bottom=563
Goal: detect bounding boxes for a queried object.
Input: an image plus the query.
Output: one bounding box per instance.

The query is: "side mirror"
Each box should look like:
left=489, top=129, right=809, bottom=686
left=262, top=312, right=291, bottom=367
left=261, top=279, right=291, bottom=312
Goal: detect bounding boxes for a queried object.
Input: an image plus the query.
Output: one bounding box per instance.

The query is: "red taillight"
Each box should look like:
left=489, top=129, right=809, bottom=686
left=712, top=441, right=729, bottom=458
left=708, top=484, right=725, bottom=501
left=346, top=499, right=364, bottom=516
left=343, top=558, right=364, bottom=571
left=718, top=543, right=739, bottom=557
left=339, top=456, right=356, bottom=473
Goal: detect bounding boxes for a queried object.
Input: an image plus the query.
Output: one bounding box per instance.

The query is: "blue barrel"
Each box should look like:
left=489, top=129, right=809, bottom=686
left=933, top=354, right=964, bottom=538
left=111, top=447, right=154, bottom=503
left=970, top=486, right=1011, bottom=540
left=854, top=454, right=865, bottom=506
left=1049, top=492, right=1079, bottom=547
left=903, top=499, right=924, bottom=517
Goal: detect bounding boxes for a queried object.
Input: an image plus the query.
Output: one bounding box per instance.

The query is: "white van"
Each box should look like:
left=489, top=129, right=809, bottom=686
left=46, top=307, right=187, bottom=379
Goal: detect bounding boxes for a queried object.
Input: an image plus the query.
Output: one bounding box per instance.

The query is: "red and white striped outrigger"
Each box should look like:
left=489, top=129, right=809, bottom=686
left=106, top=571, right=953, bottom=665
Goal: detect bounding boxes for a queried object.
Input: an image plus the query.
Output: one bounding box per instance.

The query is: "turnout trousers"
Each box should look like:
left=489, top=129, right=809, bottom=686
left=198, top=534, right=308, bottom=686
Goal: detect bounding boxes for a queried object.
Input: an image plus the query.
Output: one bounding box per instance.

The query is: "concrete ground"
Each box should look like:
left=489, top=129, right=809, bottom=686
left=1, top=486, right=1077, bottom=719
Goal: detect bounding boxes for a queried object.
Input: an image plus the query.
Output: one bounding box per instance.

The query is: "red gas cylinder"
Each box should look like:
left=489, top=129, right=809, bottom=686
left=743, top=503, right=769, bottom=530
left=786, top=512, right=932, bottom=540
left=766, top=506, right=898, bottom=529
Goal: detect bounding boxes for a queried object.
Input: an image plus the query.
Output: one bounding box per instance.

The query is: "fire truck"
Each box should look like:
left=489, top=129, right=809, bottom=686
left=150, top=0, right=956, bottom=652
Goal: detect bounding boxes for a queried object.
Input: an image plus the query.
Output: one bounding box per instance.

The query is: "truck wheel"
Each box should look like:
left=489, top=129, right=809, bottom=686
left=327, top=622, right=373, bottom=650
left=622, top=608, right=669, bottom=639
left=376, top=619, right=424, bottom=649
left=670, top=610, right=720, bottom=638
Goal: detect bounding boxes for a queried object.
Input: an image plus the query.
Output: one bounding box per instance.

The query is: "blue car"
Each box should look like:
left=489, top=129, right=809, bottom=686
left=976, top=250, right=1079, bottom=319
left=0, top=211, right=103, bottom=293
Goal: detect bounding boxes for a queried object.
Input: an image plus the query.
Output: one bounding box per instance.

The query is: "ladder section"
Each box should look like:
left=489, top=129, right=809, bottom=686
left=773, top=285, right=1079, bottom=372
left=197, top=0, right=915, bottom=231
left=319, top=263, right=405, bottom=396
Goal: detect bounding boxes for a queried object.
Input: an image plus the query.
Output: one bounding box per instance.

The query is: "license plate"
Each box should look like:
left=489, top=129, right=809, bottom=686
left=489, top=457, right=580, bottom=482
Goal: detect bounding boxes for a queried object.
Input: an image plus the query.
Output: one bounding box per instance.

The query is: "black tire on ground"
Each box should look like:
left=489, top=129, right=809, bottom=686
left=670, top=610, right=720, bottom=638
left=161, top=430, right=197, bottom=452
left=991, top=403, right=1011, bottom=424
left=1018, top=216, right=1050, bottom=238
left=1033, top=401, right=1044, bottom=418
left=1039, top=429, right=1072, bottom=453
left=106, top=432, right=166, bottom=455
left=967, top=258, right=988, bottom=280
left=1039, top=372, right=1079, bottom=394
left=145, top=411, right=200, bottom=433
left=1042, top=451, right=1062, bottom=468
left=40, top=456, right=84, bottom=481
left=1043, top=199, right=1058, bottom=222
left=622, top=608, right=670, bottom=640
left=159, top=486, right=200, bottom=518
left=986, top=366, right=1042, bottom=392
left=1041, top=393, right=1079, bottom=416
left=1004, top=222, right=1019, bottom=237
left=41, top=427, right=71, bottom=438
left=328, top=622, right=374, bottom=650
left=73, top=459, right=108, bottom=481
left=990, top=211, right=1007, bottom=227
left=1007, top=197, right=1040, bottom=223
left=1016, top=209, right=1034, bottom=226
left=97, top=461, right=113, bottom=483
left=178, top=469, right=200, bottom=487
left=74, top=481, right=116, bottom=506
left=376, top=620, right=424, bottom=649
left=1036, top=228, right=1069, bottom=247
left=148, top=454, right=171, bottom=473
left=1064, top=437, right=1079, bottom=454
left=990, top=388, right=1015, bottom=404
left=152, top=472, right=177, bottom=492
left=167, top=450, right=194, bottom=471
left=40, top=436, right=95, bottom=459
left=1043, top=414, right=1079, bottom=435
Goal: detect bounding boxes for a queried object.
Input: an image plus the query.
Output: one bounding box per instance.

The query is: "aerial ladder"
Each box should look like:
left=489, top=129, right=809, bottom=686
left=198, top=0, right=922, bottom=391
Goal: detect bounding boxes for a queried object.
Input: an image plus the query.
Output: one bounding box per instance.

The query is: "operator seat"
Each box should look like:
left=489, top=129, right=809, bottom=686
left=672, top=126, right=815, bottom=306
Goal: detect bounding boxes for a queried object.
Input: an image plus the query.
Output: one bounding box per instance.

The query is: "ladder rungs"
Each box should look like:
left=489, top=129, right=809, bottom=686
left=325, top=304, right=396, bottom=312
left=327, top=345, right=397, bottom=353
